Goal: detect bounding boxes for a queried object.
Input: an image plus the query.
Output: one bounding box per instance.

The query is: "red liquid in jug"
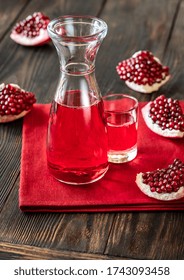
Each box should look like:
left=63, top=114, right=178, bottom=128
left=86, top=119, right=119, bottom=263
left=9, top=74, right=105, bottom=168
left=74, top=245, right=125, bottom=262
left=47, top=98, right=108, bottom=184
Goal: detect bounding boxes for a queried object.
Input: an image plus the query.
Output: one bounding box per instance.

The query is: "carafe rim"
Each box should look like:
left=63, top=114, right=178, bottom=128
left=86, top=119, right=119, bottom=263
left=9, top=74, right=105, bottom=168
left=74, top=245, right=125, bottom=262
left=47, top=15, right=108, bottom=42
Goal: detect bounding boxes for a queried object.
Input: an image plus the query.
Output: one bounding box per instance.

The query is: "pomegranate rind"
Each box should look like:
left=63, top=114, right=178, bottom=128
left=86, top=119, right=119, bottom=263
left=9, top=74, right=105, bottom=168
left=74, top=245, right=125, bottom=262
left=142, top=102, right=184, bottom=138
left=136, top=173, right=184, bottom=201
left=0, top=110, right=30, bottom=123
left=10, top=29, right=50, bottom=46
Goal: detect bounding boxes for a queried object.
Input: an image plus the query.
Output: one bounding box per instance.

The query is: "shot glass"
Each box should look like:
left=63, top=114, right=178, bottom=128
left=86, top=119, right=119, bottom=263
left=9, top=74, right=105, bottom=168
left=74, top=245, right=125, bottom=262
left=103, top=93, right=138, bottom=163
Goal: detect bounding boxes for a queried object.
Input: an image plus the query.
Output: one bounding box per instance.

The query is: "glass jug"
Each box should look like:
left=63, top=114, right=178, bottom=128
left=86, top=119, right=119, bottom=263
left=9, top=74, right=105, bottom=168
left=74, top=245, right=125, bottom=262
left=47, top=16, right=109, bottom=185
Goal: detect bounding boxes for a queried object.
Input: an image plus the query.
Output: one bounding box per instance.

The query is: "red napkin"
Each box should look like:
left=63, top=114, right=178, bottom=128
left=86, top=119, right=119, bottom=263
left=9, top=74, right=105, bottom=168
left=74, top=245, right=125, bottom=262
left=19, top=102, right=184, bottom=212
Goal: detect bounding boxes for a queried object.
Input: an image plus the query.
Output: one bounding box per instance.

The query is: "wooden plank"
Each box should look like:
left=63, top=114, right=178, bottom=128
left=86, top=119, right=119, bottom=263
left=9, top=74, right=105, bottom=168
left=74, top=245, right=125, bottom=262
left=161, top=0, right=184, bottom=99
left=104, top=212, right=184, bottom=259
left=0, top=242, right=127, bottom=260
left=0, top=0, right=30, bottom=40
left=0, top=120, right=22, bottom=210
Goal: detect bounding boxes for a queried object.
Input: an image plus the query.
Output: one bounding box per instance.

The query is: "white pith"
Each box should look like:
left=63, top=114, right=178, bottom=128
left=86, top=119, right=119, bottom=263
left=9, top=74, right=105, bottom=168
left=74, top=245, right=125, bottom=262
left=136, top=173, right=184, bottom=201
left=142, top=102, right=184, bottom=138
left=123, top=51, right=170, bottom=94
left=10, top=29, right=50, bottom=46
left=126, top=74, right=170, bottom=94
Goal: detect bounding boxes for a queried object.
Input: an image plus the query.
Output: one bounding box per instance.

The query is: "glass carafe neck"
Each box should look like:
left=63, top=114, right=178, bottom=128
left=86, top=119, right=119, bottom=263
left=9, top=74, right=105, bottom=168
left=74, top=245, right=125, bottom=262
left=47, top=15, right=108, bottom=74
left=54, top=69, right=101, bottom=106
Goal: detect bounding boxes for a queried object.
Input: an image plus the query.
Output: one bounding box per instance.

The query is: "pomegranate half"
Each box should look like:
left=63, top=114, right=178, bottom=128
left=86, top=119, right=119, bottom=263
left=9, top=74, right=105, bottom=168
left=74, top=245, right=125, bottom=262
left=136, top=159, right=184, bottom=201
left=0, top=83, right=36, bottom=123
left=10, top=12, right=50, bottom=46
left=142, top=95, right=184, bottom=138
left=116, top=50, right=170, bottom=94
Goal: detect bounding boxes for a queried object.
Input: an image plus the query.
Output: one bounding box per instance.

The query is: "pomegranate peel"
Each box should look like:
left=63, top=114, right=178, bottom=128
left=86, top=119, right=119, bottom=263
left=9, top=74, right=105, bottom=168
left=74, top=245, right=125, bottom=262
left=0, top=83, right=36, bottom=123
left=136, top=159, right=184, bottom=201
left=116, top=50, right=170, bottom=94
left=142, top=95, right=184, bottom=138
left=10, top=12, right=50, bottom=46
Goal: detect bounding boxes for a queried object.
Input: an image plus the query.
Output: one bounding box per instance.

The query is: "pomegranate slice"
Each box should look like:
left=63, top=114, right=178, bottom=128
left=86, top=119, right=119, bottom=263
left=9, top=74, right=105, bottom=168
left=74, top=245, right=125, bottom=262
left=136, top=159, right=184, bottom=201
left=116, top=50, right=170, bottom=93
left=142, top=95, right=184, bottom=138
left=10, top=12, right=50, bottom=46
left=0, top=83, right=36, bottom=123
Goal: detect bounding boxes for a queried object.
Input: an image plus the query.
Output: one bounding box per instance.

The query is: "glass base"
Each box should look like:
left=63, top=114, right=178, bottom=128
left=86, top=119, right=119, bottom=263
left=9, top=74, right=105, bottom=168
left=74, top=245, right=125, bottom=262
left=48, top=165, right=109, bottom=185
left=108, top=145, right=137, bottom=164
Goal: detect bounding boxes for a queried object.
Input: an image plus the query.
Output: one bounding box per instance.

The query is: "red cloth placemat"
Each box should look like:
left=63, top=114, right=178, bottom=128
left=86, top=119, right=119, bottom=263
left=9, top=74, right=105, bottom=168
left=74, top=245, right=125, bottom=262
left=19, top=102, right=184, bottom=212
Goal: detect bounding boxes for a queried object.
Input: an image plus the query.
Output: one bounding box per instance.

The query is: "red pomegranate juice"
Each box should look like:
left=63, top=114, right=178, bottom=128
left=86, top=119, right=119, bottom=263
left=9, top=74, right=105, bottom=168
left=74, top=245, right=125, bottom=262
left=106, top=112, right=137, bottom=151
left=47, top=99, right=108, bottom=184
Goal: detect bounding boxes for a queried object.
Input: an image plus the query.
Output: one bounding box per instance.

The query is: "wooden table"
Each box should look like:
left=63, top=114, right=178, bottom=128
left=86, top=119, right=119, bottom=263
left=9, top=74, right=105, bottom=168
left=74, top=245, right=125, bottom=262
left=0, top=0, right=184, bottom=260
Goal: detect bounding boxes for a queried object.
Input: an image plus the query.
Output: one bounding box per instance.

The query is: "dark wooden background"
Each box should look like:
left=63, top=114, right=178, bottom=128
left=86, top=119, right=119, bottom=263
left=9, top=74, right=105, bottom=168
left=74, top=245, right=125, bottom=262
left=0, top=0, right=184, bottom=260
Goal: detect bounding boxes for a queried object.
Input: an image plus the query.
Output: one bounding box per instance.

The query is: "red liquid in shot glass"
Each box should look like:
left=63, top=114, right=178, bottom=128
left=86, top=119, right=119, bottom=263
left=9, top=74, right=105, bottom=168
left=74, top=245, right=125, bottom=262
left=103, top=94, right=138, bottom=163
left=106, top=112, right=137, bottom=152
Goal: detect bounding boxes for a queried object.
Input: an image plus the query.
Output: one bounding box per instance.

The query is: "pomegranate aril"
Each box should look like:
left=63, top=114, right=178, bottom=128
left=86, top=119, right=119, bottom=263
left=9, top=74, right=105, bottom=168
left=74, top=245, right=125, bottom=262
left=2, top=105, right=7, bottom=110
left=5, top=109, right=11, bottom=115
left=10, top=108, right=17, bottom=114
